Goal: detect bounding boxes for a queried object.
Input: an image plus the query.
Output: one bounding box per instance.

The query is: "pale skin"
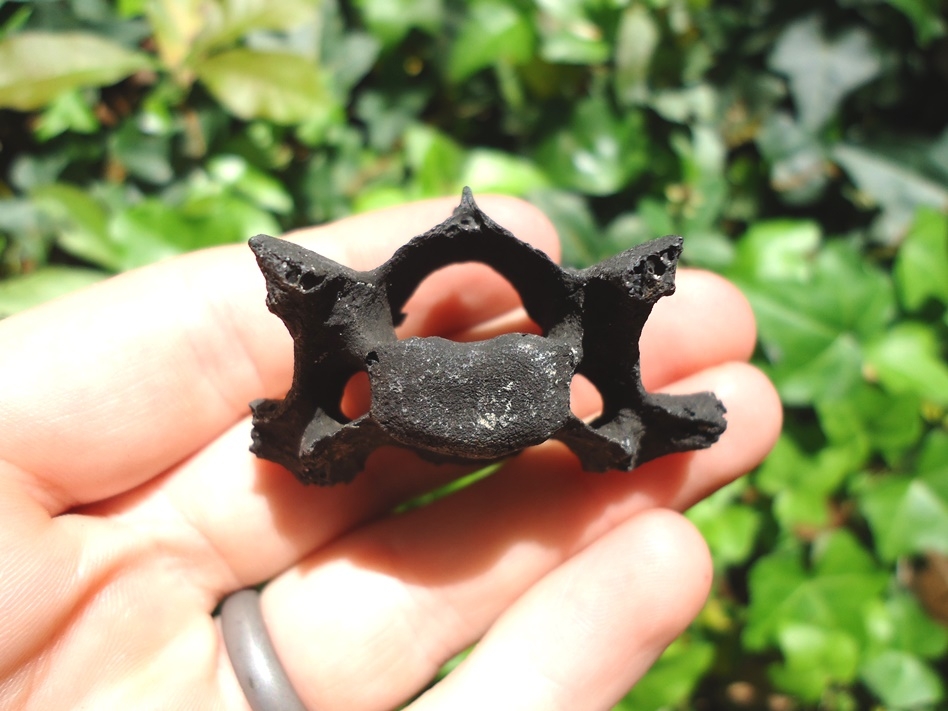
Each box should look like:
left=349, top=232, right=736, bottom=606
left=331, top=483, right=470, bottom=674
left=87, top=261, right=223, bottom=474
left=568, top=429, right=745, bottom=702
left=0, top=196, right=782, bottom=711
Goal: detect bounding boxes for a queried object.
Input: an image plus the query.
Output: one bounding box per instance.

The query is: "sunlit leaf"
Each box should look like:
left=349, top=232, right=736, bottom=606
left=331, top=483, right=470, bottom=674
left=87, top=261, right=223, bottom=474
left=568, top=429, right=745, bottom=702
left=447, top=0, right=534, bottom=83
left=195, top=49, right=334, bottom=124
left=865, top=322, right=948, bottom=406
left=770, top=624, right=860, bottom=702
left=31, top=183, right=121, bottom=271
left=833, top=143, right=948, bottom=244
left=403, top=123, right=465, bottom=197
left=460, top=150, right=550, bottom=196
left=858, top=437, right=948, bottom=561
left=860, top=651, right=944, bottom=709
left=535, top=96, right=647, bottom=196
left=769, top=15, right=882, bottom=131
left=0, top=32, right=151, bottom=110
left=894, top=207, right=948, bottom=310
left=614, top=3, right=659, bottom=106
left=744, top=532, right=887, bottom=652
left=352, top=0, right=443, bottom=47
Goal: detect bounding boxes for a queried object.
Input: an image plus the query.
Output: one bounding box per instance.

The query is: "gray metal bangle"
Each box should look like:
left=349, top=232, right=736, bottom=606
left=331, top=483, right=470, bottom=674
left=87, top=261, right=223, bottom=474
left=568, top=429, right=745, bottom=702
left=220, top=588, right=308, bottom=711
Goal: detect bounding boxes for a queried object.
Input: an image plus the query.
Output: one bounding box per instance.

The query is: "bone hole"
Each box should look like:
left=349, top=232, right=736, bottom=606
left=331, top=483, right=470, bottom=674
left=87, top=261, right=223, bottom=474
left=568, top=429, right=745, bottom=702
left=397, top=263, right=542, bottom=342
left=570, top=373, right=604, bottom=421
left=340, top=371, right=371, bottom=421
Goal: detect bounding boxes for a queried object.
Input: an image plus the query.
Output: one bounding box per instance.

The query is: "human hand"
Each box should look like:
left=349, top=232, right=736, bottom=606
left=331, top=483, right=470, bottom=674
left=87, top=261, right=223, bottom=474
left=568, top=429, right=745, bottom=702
left=0, top=196, right=781, bottom=711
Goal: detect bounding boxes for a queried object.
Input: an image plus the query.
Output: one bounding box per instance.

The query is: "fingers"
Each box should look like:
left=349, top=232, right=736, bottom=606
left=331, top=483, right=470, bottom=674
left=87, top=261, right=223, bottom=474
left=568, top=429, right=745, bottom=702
left=640, top=269, right=756, bottom=390
left=255, top=361, right=779, bottom=711
left=95, top=267, right=763, bottom=593
left=408, top=510, right=712, bottom=711
left=0, top=195, right=558, bottom=513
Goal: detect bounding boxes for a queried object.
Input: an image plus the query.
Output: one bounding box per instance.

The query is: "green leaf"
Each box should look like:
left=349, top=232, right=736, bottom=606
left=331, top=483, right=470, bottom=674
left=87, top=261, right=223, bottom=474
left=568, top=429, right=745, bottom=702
left=613, top=4, right=659, bottom=106
left=110, top=122, right=174, bottom=185
left=535, top=0, right=610, bottom=64
left=31, top=183, right=120, bottom=271
left=770, top=624, right=860, bottom=702
left=196, top=0, right=320, bottom=55
left=616, top=637, right=715, bottom=710
left=865, top=322, right=948, bottom=406
left=730, top=219, right=820, bottom=283
left=865, top=592, right=948, bottom=659
left=894, top=207, right=948, bottom=310
left=756, top=112, right=829, bottom=205
left=208, top=155, right=293, bottom=214
left=459, top=150, right=550, bottom=196
left=352, top=0, right=443, bottom=47
left=860, top=651, right=944, bottom=709
left=688, top=480, right=762, bottom=567
left=403, top=124, right=466, bottom=197
left=833, top=143, right=948, bottom=244
left=535, top=96, right=647, bottom=196
left=0, top=31, right=151, bottom=110
left=817, top=384, right=923, bottom=465
left=768, top=15, right=882, bottom=131
left=0, top=267, right=107, bottom=317
left=744, top=534, right=887, bottom=652
left=355, top=89, right=428, bottom=152
left=526, top=189, right=600, bottom=267
left=756, top=436, right=864, bottom=530
left=732, top=239, right=895, bottom=406
left=195, top=49, right=334, bottom=125
left=447, top=0, right=534, bottom=83
left=884, top=0, right=946, bottom=46
left=34, top=89, right=99, bottom=141
left=858, top=476, right=948, bottom=561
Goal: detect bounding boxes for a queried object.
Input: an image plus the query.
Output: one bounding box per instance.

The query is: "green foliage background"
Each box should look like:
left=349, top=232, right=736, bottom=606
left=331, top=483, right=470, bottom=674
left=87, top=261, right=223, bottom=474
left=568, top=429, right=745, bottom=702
left=1, top=0, right=947, bottom=708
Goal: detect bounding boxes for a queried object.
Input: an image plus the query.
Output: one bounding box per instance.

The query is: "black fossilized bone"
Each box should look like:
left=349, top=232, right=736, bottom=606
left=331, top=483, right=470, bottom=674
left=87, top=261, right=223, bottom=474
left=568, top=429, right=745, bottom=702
left=249, top=188, right=726, bottom=485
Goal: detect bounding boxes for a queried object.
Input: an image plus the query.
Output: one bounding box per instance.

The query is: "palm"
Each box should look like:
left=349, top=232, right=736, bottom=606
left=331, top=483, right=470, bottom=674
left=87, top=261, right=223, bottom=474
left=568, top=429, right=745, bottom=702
left=0, top=196, right=780, bottom=711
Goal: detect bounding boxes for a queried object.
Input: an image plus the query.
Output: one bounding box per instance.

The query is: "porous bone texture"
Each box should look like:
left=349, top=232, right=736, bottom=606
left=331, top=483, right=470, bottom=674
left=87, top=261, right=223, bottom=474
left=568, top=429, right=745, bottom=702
left=249, top=188, right=726, bottom=485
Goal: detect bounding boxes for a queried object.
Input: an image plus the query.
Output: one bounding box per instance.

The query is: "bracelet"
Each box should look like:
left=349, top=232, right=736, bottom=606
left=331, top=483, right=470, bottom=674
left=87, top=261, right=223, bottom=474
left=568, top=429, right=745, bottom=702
left=220, top=588, right=308, bottom=711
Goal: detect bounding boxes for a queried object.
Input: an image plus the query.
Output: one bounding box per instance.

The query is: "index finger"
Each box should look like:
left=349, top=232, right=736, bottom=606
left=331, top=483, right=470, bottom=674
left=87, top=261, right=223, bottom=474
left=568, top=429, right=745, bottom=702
left=0, top=196, right=560, bottom=512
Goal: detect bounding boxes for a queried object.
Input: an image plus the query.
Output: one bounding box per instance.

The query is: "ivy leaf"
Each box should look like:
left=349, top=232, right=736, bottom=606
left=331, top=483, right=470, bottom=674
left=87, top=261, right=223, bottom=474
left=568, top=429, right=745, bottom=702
left=865, top=592, right=948, bottom=660
left=403, top=124, right=466, bottom=197
left=860, top=650, right=944, bottom=709
left=31, top=183, right=121, bottom=272
left=447, top=0, right=534, bottom=83
left=351, top=0, right=443, bottom=48
left=730, top=219, right=820, bottom=283
left=195, top=49, right=334, bottom=125
left=614, top=4, right=659, bottom=106
left=616, top=637, right=715, bottom=710
left=770, top=624, right=860, bottom=702
left=894, top=207, right=948, bottom=310
left=858, top=432, right=948, bottom=561
left=731, top=237, right=895, bottom=405
left=688, top=480, right=762, bottom=567
left=865, top=322, right=948, bottom=406
left=0, top=31, right=151, bottom=110
left=817, top=383, right=923, bottom=465
left=0, top=267, right=107, bottom=317
left=769, top=15, right=882, bottom=131
left=460, top=150, right=550, bottom=196
left=535, top=96, right=648, bottom=196
left=526, top=189, right=600, bottom=267
left=755, top=436, right=864, bottom=529
left=833, top=143, right=948, bottom=244
left=744, top=532, right=887, bottom=652
left=535, top=0, right=610, bottom=65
